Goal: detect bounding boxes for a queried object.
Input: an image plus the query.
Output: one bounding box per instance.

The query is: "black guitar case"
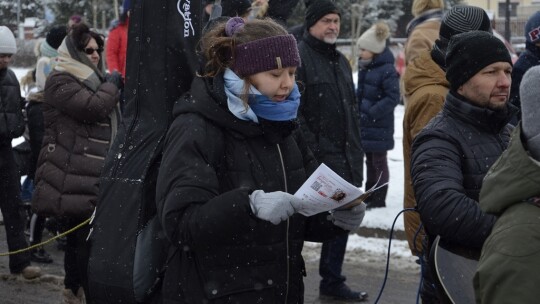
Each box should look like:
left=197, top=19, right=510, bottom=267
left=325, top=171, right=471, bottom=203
left=430, top=235, right=480, bottom=304
left=86, top=0, right=204, bottom=302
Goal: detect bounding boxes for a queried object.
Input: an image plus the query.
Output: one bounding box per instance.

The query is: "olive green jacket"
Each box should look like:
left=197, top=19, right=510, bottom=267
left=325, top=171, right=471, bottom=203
left=474, top=125, right=540, bottom=304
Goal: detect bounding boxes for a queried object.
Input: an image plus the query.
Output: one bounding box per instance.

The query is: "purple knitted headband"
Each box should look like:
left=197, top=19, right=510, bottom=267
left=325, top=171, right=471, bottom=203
left=225, top=17, right=301, bottom=77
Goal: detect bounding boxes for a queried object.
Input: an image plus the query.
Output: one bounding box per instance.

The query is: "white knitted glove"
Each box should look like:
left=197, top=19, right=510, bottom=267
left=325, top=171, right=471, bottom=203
left=329, top=203, right=367, bottom=231
left=249, top=190, right=303, bottom=224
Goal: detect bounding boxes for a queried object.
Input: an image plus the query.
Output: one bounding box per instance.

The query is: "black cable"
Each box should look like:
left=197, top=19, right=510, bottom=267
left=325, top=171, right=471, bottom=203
left=413, top=221, right=424, bottom=304
left=373, top=207, right=417, bottom=304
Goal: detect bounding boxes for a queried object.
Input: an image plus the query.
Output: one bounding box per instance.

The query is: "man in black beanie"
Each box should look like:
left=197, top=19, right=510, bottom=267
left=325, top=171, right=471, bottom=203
left=296, top=0, right=367, bottom=301
left=402, top=5, right=495, bottom=263
left=410, top=30, right=516, bottom=303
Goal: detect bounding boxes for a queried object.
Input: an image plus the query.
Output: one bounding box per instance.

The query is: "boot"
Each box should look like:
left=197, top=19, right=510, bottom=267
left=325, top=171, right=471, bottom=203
left=30, top=247, right=53, bottom=263
left=21, top=265, right=42, bottom=279
left=366, top=185, right=388, bottom=209
left=63, top=288, right=85, bottom=304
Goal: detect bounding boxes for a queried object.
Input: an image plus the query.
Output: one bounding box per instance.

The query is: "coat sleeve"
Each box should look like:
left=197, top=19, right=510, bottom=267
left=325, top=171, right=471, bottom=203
left=365, top=65, right=400, bottom=120
left=106, top=28, right=122, bottom=73
left=406, top=93, right=444, bottom=140
left=44, top=73, right=119, bottom=123
left=410, top=129, right=496, bottom=249
left=156, top=113, right=254, bottom=245
left=295, top=64, right=319, bottom=155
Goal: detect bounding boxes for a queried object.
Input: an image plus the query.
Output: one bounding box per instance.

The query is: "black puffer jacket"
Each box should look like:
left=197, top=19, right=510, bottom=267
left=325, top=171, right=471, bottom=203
left=156, top=74, right=346, bottom=304
left=411, top=91, right=515, bottom=250
left=296, top=33, right=364, bottom=186
left=0, top=68, right=25, bottom=141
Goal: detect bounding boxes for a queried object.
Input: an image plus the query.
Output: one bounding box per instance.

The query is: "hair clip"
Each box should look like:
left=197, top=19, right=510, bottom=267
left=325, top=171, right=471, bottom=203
left=225, top=17, right=245, bottom=37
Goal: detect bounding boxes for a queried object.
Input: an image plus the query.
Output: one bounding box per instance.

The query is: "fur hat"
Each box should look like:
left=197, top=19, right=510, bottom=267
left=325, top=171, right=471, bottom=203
left=412, top=0, right=444, bottom=17
left=520, top=66, right=540, bottom=160
left=0, top=26, right=17, bottom=55
left=445, top=31, right=512, bottom=91
left=525, top=11, right=540, bottom=44
left=46, top=25, right=68, bottom=50
left=356, top=22, right=390, bottom=54
left=305, top=0, right=340, bottom=30
left=439, top=5, right=492, bottom=43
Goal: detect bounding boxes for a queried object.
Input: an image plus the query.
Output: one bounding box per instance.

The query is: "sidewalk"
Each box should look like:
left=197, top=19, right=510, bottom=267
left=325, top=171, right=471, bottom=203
left=0, top=222, right=419, bottom=303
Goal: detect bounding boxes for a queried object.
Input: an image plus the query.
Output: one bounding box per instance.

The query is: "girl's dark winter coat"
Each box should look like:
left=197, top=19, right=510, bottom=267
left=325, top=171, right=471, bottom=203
left=156, top=74, right=347, bottom=303
left=356, top=47, right=399, bottom=152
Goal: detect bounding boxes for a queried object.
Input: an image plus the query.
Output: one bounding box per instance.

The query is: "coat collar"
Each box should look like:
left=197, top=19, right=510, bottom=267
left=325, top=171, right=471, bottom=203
left=302, top=32, right=338, bottom=57
left=444, top=91, right=517, bottom=133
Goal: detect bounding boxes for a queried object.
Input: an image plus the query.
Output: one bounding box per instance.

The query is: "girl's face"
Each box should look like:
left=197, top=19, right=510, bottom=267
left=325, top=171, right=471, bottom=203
left=84, top=37, right=101, bottom=67
left=249, top=66, right=296, bottom=102
left=359, top=49, right=374, bottom=60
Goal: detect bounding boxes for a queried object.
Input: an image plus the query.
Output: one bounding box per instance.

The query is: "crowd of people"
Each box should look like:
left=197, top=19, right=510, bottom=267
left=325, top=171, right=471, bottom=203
left=1, top=0, right=540, bottom=303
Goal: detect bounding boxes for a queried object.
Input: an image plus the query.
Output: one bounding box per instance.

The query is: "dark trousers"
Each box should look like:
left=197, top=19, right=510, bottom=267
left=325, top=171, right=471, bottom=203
left=318, top=159, right=358, bottom=291
left=0, top=142, right=31, bottom=273
left=365, top=152, right=389, bottom=206
left=62, top=218, right=91, bottom=296
left=319, top=231, right=349, bottom=290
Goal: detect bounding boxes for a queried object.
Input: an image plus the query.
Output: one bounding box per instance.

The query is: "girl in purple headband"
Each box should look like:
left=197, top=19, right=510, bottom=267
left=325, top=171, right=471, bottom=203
left=155, top=17, right=365, bottom=303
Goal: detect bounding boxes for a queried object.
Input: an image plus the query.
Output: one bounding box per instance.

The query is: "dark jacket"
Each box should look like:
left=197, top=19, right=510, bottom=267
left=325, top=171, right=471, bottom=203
left=0, top=68, right=25, bottom=142
left=156, top=74, right=346, bottom=303
left=25, top=91, right=45, bottom=179
left=411, top=91, right=515, bottom=302
left=509, top=42, right=540, bottom=120
left=411, top=91, right=515, bottom=250
left=296, top=33, right=364, bottom=186
left=32, top=71, right=119, bottom=218
left=474, top=125, right=540, bottom=304
left=357, top=47, right=399, bottom=152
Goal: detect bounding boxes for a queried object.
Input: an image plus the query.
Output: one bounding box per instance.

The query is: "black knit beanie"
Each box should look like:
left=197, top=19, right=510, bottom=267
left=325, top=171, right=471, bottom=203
left=46, top=25, right=68, bottom=50
left=439, top=5, right=492, bottom=42
left=222, top=0, right=251, bottom=17
left=305, top=0, right=340, bottom=30
left=431, top=5, right=493, bottom=70
left=445, top=31, right=512, bottom=91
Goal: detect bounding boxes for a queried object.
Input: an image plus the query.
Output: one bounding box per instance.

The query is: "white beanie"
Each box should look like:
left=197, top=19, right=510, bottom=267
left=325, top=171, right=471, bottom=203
left=520, top=65, right=540, bottom=161
left=0, top=26, right=17, bottom=54
left=356, top=22, right=390, bottom=54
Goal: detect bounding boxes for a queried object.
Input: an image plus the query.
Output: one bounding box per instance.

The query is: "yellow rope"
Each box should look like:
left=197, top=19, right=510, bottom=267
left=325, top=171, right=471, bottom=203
left=0, top=217, right=91, bottom=256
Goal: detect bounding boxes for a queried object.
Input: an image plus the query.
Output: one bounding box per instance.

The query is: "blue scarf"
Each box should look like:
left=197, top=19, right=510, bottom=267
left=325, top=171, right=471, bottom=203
left=223, top=68, right=300, bottom=123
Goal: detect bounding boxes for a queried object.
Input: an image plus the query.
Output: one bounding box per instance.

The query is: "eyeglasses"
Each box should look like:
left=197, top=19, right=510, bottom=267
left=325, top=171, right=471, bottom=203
left=84, top=47, right=103, bottom=55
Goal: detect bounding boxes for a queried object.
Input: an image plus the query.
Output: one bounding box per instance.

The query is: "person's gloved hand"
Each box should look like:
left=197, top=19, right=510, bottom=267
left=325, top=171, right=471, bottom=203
left=249, top=190, right=303, bottom=225
left=105, top=71, right=124, bottom=90
left=329, top=202, right=366, bottom=231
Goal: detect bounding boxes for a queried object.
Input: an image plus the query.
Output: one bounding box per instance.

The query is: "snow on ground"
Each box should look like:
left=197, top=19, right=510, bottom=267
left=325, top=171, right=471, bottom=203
left=11, top=67, right=417, bottom=268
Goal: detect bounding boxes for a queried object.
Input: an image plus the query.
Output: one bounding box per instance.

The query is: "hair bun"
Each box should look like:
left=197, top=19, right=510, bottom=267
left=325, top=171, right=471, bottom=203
left=225, top=17, right=245, bottom=37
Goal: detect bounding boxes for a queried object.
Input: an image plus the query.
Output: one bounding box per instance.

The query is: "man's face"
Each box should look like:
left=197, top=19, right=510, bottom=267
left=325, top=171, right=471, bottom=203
left=308, top=13, right=340, bottom=44
left=457, top=61, right=512, bottom=111
left=0, top=54, right=12, bottom=70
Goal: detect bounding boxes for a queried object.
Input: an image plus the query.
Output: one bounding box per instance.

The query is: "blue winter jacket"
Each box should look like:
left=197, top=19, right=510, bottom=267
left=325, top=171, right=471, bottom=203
left=357, top=47, right=399, bottom=152
left=509, top=42, right=540, bottom=121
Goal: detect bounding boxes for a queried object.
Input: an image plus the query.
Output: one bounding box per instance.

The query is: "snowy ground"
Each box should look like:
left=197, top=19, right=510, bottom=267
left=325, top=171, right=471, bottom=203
left=10, top=67, right=418, bottom=270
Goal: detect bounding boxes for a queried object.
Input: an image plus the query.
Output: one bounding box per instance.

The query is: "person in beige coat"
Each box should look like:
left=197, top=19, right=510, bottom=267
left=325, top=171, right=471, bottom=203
left=404, top=0, right=444, bottom=65
left=402, top=5, right=493, bottom=257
